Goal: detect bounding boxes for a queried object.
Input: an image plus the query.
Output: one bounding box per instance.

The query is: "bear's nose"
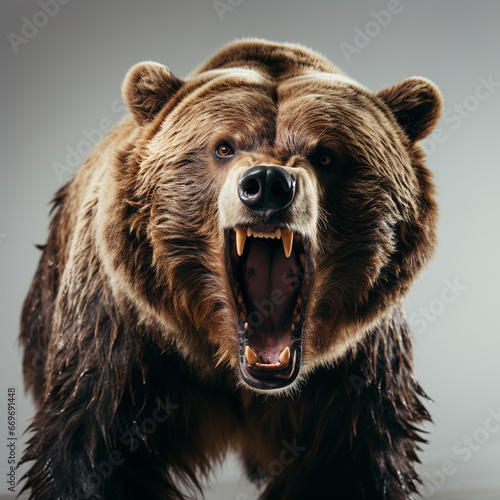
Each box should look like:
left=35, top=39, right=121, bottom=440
left=238, top=166, right=296, bottom=213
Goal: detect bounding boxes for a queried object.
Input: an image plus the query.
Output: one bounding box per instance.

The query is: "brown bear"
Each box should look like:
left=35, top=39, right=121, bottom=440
left=19, top=39, right=442, bottom=499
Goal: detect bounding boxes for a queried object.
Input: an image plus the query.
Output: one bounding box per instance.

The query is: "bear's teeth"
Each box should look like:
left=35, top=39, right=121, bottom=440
left=235, top=226, right=294, bottom=258
left=253, top=231, right=275, bottom=239
left=293, top=299, right=301, bottom=316
left=279, top=346, right=291, bottom=366
left=245, top=346, right=258, bottom=365
left=235, top=226, right=247, bottom=256
left=282, top=229, right=293, bottom=258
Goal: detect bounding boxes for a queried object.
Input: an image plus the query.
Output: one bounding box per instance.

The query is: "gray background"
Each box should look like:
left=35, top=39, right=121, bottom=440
left=1, top=1, right=499, bottom=498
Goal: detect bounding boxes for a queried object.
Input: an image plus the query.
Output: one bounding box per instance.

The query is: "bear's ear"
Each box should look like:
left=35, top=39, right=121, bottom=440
left=122, top=61, right=184, bottom=124
left=377, top=77, right=442, bottom=142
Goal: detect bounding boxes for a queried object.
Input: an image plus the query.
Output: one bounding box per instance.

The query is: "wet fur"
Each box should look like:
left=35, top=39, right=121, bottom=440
left=20, top=39, right=441, bottom=499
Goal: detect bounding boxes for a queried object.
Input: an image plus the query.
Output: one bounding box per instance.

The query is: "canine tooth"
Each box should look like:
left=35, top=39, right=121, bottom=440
left=275, top=228, right=281, bottom=239
left=247, top=227, right=253, bottom=237
left=245, top=346, right=258, bottom=365
left=282, top=230, right=293, bottom=258
left=235, top=226, right=247, bottom=256
left=279, top=346, right=291, bottom=366
left=244, top=322, right=249, bottom=330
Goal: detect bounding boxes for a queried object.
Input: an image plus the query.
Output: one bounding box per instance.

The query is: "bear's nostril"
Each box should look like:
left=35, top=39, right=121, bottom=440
left=244, top=178, right=261, bottom=198
left=270, top=179, right=289, bottom=198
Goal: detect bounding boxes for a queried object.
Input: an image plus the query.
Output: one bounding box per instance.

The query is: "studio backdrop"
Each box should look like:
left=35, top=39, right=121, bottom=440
left=1, top=1, right=499, bottom=498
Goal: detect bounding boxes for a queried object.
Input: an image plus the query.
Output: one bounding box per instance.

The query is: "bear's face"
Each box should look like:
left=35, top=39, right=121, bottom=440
left=116, top=41, right=441, bottom=393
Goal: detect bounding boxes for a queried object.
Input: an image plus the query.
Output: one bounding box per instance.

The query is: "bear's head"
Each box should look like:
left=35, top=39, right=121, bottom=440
left=104, top=40, right=441, bottom=393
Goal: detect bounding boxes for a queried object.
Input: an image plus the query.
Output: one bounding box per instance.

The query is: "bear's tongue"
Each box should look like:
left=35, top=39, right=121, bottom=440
left=243, top=239, right=299, bottom=338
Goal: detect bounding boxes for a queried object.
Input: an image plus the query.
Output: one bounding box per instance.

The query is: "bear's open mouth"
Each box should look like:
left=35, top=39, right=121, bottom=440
left=225, top=226, right=312, bottom=390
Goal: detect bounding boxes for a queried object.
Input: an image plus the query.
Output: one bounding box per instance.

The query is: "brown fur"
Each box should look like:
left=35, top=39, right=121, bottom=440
left=20, top=39, right=441, bottom=499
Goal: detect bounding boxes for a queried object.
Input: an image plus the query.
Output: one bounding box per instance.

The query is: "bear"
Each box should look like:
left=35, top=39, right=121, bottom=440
left=19, top=39, right=442, bottom=499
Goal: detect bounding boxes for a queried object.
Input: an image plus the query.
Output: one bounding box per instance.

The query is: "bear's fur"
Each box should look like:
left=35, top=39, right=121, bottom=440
left=20, top=39, right=441, bottom=499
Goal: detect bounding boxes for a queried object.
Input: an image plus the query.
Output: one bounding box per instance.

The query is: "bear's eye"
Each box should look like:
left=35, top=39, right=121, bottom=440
left=215, top=144, right=234, bottom=158
left=318, top=153, right=332, bottom=166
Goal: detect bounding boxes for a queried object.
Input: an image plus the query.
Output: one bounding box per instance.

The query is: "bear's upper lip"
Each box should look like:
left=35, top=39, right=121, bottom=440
left=225, top=225, right=312, bottom=390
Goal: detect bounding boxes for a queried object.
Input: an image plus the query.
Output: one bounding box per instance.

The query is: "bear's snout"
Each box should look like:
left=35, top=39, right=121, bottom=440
left=238, top=166, right=296, bottom=215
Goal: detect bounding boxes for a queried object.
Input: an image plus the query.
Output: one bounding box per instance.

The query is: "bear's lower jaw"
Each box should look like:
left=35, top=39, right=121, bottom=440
left=225, top=226, right=312, bottom=391
left=240, top=342, right=301, bottom=390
